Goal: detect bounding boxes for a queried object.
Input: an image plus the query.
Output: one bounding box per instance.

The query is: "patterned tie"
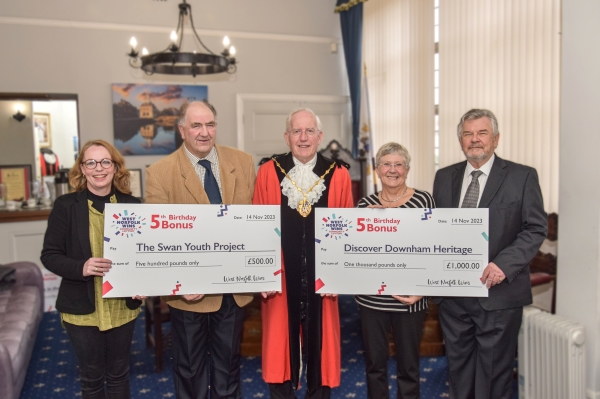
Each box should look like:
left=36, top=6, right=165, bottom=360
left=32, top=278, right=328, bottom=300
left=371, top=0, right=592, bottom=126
left=461, top=170, right=483, bottom=208
left=198, top=160, right=222, bottom=204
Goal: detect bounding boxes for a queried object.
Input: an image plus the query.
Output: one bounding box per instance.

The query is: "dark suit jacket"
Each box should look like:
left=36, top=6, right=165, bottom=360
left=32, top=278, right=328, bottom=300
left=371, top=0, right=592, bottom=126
left=41, top=189, right=142, bottom=314
left=432, top=155, right=547, bottom=310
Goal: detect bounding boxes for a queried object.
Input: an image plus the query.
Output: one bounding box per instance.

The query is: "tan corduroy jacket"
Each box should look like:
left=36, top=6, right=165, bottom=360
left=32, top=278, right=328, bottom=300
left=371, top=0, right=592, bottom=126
left=145, top=144, right=256, bottom=312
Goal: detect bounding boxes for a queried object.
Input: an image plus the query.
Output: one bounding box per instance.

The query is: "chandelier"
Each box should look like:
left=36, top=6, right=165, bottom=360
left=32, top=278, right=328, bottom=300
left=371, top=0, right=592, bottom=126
left=127, top=0, right=236, bottom=77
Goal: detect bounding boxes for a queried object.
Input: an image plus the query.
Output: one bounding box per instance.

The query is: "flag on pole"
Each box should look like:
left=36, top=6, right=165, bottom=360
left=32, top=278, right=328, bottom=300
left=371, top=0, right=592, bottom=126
left=358, top=65, right=378, bottom=195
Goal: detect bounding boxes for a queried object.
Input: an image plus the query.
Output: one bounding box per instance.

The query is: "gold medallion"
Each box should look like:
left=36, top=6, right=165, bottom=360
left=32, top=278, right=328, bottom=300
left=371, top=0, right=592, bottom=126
left=297, top=198, right=312, bottom=217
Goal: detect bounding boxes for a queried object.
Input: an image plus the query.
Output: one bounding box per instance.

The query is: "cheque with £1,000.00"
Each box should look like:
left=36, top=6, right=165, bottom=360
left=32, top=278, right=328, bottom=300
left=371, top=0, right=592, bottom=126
left=315, top=208, right=489, bottom=297
left=101, top=204, right=281, bottom=297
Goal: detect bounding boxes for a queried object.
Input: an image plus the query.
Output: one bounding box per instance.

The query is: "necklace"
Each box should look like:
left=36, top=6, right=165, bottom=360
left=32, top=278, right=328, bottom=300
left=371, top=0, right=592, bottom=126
left=380, top=186, right=408, bottom=203
left=273, top=158, right=336, bottom=217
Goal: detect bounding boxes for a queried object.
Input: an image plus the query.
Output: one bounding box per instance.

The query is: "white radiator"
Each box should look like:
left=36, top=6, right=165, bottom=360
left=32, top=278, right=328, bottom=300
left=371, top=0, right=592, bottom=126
left=518, top=306, right=585, bottom=399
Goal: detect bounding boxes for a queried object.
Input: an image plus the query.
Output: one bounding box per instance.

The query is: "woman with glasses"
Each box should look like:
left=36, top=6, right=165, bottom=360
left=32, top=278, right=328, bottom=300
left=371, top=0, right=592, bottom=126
left=356, top=142, right=434, bottom=399
left=41, top=140, right=142, bottom=398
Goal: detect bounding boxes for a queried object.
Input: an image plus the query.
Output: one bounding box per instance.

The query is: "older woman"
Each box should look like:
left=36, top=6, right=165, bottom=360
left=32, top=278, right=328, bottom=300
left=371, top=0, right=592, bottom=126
left=356, top=142, right=434, bottom=399
left=41, top=140, right=141, bottom=398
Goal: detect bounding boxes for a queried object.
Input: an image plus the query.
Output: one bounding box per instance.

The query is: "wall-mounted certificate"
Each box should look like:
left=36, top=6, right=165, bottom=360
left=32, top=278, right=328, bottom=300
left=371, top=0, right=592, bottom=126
left=0, top=165, right=31, bottom=201
left=102, top=204, right=281, bottom=297
left=315, top=208, right=489, bottom=297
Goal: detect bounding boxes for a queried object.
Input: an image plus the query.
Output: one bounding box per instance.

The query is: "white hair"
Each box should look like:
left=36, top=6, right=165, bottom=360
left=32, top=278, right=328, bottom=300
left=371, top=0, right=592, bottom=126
left=285, top=108, right=322, bottom=132
left=456, top=108, right=499, bottom=139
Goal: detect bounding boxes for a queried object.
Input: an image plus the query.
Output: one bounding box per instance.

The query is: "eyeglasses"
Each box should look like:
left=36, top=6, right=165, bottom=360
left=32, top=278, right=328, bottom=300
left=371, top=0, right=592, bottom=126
left=82, top=159, right=113, bottom=169
left=289, top=128, right=319, bottom=137
left=378, top=162, right=406, bottom=170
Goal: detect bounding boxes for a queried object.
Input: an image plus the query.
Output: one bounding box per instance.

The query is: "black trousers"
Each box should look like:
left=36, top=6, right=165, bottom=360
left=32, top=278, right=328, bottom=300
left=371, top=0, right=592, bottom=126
left=359, top=305, right=426, bottom=399
left=169, top=294, right=244, bottom=399
left=268, top=382, right=331, bottom=399
left=268, top=314, right=331, bottom=399
left=438, top=297, right=522, bottom=399
left=63, top=318, right=136, bottom=399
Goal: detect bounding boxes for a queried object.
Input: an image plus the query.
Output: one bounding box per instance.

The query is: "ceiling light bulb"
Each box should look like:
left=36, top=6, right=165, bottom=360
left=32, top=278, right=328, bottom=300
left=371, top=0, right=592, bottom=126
left=130, top=36, right=137, bottom=49
left=142, top=47, right=149, bottom=56
left=223, top=36, right=230, bottom=47
left=229, top=46, right=236, bottom=56
left=170, top=31, right=178, bottom=43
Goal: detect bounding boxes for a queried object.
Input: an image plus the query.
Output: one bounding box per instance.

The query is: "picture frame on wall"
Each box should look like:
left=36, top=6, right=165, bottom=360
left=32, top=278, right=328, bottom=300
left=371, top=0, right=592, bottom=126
left=34, top=113, right=52, bottom=148
left=128, top=168, right=142, bottom=199
left=0, top=164, right=32, bottom=201
left=111, top=83, right=207, bottom=156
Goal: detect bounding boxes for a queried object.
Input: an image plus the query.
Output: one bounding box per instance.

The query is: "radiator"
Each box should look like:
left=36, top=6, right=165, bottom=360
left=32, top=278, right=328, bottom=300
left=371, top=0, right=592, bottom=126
left=518, top=306, right=585, bottom=399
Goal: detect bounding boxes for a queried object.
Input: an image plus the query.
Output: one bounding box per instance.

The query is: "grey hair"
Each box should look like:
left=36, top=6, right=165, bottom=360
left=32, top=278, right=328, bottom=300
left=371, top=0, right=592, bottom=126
left=178, top=100, right=217, bottom=126
left=375, top=142, right=411, bottom=169
left=456, top=109, right=499, bottom=139
left=285, top=108, right=322, bottom=132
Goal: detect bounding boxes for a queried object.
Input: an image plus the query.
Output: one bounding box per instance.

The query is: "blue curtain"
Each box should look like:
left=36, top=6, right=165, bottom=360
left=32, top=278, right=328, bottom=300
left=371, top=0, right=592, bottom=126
left=337, top=0, right=364, bottom=158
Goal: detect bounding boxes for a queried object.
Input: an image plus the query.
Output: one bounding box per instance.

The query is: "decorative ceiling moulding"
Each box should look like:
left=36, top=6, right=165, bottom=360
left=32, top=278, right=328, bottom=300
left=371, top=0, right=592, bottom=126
left=334, top=0, right=369, bottom=13
left=0, top=16, right=340, bottom=45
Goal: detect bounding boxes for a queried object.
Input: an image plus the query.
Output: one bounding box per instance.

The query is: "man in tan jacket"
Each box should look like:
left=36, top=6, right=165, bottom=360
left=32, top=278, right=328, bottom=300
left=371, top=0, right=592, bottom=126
left=146, top=101, right=255, bottom=399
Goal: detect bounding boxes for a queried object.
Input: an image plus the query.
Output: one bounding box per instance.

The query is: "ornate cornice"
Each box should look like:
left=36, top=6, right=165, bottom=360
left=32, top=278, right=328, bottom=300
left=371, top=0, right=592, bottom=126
left=334, top=0, right=368, bottom=14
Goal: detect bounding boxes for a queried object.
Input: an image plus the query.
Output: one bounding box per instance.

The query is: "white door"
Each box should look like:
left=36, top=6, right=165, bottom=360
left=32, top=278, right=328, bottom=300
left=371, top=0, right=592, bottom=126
left=237, top=94, right=350, bottom=167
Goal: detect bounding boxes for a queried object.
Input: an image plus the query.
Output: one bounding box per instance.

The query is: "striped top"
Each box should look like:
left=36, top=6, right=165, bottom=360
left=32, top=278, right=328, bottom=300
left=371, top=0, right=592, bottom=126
left=354, top=189, right=435, bottom=312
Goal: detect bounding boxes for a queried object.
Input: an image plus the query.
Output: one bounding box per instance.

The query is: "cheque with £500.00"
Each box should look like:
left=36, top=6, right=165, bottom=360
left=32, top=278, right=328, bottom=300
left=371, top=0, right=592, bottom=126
left=102, top=204, right=281, bottom=297
left=315, top=208, right=489, bottom=297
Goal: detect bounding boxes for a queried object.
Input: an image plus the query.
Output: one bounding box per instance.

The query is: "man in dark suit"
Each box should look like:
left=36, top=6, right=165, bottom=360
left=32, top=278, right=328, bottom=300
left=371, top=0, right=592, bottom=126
left=432, top=109, right=547, bottom=399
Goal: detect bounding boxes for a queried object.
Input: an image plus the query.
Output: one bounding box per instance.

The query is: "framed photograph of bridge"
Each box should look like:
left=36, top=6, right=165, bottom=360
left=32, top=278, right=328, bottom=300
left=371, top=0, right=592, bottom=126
left=111, top=84, right=208, bottom=156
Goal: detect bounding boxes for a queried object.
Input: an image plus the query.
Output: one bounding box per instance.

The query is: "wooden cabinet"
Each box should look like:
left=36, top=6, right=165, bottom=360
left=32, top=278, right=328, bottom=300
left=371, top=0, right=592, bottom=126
left=0, top=208, right=60, bottom=311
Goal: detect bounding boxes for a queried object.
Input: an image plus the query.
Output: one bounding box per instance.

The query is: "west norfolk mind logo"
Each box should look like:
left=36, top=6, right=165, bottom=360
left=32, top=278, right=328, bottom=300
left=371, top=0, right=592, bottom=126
left=110, top=210, right=145, bottom=238
left=421, top=208, right=433, bottom=220
left=320, top=214, right=353, bottom=240
left=217, top=204, right=228, bottom=217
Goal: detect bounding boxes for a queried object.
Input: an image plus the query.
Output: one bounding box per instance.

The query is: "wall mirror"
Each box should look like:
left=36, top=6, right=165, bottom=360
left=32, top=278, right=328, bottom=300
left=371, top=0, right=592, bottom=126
left=0, top=93, right=80, bottom=200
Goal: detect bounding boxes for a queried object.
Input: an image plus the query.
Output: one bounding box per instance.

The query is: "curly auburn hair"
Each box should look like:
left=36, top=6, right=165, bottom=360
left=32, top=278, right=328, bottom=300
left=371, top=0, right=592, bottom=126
left=69, top=140, right=132, bottom=195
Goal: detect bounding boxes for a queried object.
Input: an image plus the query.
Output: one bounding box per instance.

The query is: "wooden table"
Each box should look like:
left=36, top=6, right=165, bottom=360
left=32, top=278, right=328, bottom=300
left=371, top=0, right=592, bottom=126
left=0, top=207, right=52, bottom=223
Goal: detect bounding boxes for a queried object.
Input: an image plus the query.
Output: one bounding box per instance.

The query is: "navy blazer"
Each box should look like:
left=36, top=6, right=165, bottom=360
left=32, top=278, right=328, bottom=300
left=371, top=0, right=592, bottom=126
left=432, top=155, right=547, bottom=310
left=41, top=189, right=142, bottom=314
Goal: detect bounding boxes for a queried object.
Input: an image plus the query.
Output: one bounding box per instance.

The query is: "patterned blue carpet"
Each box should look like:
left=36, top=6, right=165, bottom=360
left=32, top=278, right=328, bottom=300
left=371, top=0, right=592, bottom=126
left=19, top=296, right=516, bottom=398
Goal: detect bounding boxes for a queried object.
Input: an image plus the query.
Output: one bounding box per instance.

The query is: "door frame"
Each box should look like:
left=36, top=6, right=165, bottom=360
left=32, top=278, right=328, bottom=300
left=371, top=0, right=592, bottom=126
left=235, top=93, right=349, bottom=151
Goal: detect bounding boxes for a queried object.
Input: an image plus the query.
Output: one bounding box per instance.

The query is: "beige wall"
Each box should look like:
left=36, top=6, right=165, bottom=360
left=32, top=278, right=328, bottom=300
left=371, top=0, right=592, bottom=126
left=0, top=101, right=35, bottom=172
left=0, top=0, right=347, bottom=176
left=559, top=0, right=600, bottom=396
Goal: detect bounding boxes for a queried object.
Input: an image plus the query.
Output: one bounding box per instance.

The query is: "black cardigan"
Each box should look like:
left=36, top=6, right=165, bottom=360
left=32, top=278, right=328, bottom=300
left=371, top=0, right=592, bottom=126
left=41, top=189, right=142, bottom=314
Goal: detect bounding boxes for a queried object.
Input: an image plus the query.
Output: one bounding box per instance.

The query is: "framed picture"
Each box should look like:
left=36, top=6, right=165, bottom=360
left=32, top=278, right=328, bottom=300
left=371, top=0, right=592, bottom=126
left=128, top=169, right=142, bottom=198
left=34, top=113, right=52, bottom=148
left=0, top=164, right=32, bottom=201
left=111, top=83, right=207, bottom=156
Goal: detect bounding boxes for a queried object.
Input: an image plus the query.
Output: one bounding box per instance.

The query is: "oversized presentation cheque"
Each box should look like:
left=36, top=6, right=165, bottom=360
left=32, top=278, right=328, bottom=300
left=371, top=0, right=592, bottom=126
left=102, top=204, right=281, bottom=297
left=315, top=208, right=489, bottom=296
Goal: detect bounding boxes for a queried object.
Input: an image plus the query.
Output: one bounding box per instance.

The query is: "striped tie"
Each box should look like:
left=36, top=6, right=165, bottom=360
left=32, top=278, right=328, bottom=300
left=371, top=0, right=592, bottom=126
left=461, top=170, right=483, bottom=208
